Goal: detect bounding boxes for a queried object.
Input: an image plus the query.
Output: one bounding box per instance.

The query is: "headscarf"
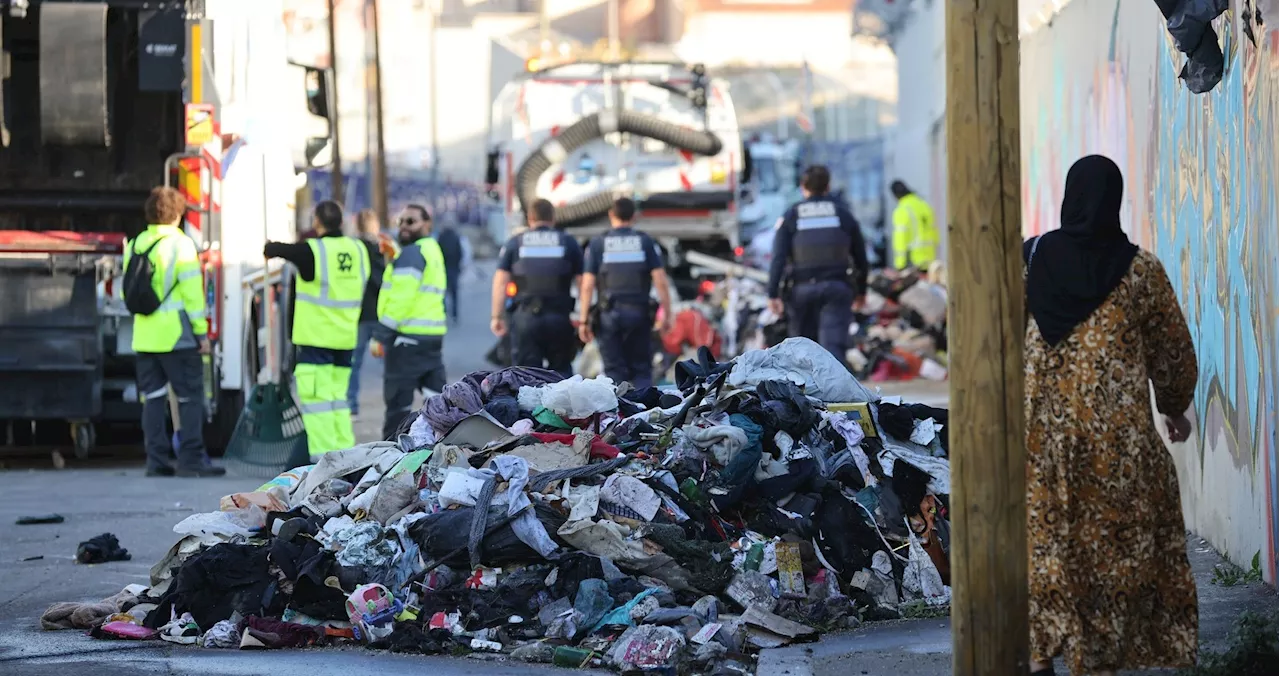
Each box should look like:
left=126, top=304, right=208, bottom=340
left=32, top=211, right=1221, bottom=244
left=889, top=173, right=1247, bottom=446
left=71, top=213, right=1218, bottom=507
left=1025, top=155, right=1139, bottom=347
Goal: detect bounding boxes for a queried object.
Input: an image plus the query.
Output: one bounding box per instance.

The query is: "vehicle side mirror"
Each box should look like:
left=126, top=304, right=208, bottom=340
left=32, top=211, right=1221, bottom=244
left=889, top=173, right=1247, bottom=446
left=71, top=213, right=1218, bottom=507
left=485, top=150, right=500, bottom=185
left=303, top=66, right=331, bottom=119
left=305, top=137, right=332, bottom=168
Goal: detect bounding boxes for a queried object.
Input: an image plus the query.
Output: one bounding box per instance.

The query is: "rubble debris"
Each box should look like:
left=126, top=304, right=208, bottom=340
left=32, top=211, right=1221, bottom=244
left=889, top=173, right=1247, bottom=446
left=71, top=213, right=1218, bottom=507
left=41, top=342, right=954, bottom=672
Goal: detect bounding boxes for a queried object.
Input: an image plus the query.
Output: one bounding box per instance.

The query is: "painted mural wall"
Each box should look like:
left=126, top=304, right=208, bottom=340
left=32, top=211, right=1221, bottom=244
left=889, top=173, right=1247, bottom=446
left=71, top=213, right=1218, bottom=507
left=1021, top=0, right=1278, bottom=582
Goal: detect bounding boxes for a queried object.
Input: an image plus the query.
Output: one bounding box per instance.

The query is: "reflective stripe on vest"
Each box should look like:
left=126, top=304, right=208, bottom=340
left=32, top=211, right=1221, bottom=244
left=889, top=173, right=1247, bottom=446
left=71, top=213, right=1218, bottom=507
left=293, top=237, right=370, bottom=350
left=297, top=238, right=368, bottom=309
left=385, top=239, right=448, bottom=336
left=598, top=231, right=651, bottom=300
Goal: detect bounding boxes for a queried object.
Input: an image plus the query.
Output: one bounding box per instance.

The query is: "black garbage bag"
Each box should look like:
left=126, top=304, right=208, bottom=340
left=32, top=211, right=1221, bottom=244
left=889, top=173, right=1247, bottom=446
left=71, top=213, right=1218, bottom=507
left=756, top=380, right=820, bottom=438
left=1155, top=0, right=1228, bottom=94
left=407, top=503, right=565, bottom=568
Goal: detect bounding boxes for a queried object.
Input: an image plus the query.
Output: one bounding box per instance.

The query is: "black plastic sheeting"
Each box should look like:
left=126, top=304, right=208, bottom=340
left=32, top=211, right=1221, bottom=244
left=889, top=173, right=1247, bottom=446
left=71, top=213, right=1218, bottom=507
left=1154, top=0, right=1229, bottom=93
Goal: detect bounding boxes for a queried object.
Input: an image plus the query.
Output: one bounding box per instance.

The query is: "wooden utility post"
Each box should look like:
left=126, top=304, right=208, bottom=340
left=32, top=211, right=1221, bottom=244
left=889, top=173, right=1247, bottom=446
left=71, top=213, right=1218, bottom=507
left=369, top=0, right=389, bottom=229
left=326, top=0, right=344, bottom=203
left=945, top=1, right=1028, bottom=674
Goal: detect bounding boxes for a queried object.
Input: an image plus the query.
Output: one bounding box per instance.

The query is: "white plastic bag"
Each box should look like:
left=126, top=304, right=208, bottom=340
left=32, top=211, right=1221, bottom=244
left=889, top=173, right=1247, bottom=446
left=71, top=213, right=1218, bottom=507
left=172, top=507, right=261, bottom=541
left=539, top=375, right=618, bottom=419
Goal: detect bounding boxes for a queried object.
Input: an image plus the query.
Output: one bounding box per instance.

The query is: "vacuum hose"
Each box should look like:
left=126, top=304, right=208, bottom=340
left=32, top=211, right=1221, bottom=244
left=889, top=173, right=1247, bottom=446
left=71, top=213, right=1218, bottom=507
left=515, top=109, right=724, bottom=228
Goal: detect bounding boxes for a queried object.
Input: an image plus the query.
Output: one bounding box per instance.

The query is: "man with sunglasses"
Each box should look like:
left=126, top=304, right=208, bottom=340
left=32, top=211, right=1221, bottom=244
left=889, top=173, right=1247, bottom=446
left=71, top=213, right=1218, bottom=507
left=374, top=204, right=449, bottom=440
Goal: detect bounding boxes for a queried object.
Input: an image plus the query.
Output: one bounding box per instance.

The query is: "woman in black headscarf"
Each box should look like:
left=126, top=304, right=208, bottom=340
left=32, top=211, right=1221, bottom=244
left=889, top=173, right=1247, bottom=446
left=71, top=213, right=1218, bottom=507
left=1024, top=155, right=1199, bottom=676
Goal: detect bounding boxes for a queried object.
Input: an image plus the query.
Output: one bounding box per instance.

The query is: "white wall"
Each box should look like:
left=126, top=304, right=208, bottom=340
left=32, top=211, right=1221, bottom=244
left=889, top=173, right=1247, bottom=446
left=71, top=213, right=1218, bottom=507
left=674, top=12, right=854, bottom=67
left=887, top=0, right=946, bottom=252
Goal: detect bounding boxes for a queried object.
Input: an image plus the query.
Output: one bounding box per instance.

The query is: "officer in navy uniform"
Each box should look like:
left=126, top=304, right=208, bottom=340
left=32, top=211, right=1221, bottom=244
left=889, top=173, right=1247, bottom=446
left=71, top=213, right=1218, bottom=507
left=490, top=199, right=584, bottom=377
left=767, top=165, right=868, bottom=363
left=578, top=197, right=674, bottom=390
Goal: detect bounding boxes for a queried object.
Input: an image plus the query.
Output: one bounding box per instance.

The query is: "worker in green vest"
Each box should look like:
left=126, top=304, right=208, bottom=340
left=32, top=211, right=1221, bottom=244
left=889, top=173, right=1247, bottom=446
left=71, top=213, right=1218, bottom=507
left=374, top=204, right=448, bottom=440
left=265, top=200, right=375, bottom=460
left=123, top=186, right=223, bottom=477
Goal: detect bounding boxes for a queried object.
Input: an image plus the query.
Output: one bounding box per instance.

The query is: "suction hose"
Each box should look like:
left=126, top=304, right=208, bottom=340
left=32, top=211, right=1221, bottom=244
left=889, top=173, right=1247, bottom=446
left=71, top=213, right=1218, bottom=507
left=515, top=109, right=724, bottom=228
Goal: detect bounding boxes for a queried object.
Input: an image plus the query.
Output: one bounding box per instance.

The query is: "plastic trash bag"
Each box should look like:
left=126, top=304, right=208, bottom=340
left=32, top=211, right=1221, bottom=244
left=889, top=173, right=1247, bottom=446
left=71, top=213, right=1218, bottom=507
left=539, top=374, right=618, bottom=420
left=727, top=337, right=876, bottom=403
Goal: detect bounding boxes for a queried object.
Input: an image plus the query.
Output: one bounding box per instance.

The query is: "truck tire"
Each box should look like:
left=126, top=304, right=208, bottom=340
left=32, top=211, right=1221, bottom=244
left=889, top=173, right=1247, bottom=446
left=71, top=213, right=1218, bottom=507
left=515, top=110, right=725, bottom=228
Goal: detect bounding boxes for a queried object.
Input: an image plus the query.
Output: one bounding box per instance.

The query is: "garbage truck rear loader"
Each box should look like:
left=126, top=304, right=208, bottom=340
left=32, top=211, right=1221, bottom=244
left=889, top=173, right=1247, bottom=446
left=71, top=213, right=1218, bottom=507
left=0, top=0, right=314, bottom=456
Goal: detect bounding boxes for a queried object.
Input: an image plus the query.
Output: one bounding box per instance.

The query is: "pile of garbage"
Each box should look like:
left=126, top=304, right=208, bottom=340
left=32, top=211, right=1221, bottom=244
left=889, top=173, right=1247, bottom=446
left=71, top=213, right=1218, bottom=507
left=43, top=337, right=953, bottom=672
left=714, top=265, right=949, bottom=383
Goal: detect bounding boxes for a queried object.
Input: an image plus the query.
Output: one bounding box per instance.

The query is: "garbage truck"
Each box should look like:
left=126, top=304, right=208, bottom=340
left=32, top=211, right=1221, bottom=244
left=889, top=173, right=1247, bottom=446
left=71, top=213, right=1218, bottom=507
left=485, top=60, right=743, bottom=294
left=0, top=0, right=322, bottom=456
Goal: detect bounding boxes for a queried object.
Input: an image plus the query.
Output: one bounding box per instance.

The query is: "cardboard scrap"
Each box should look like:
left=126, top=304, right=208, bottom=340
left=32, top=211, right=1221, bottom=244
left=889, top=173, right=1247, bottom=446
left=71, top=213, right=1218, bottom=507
left=740, top=605, right=817, bottom=640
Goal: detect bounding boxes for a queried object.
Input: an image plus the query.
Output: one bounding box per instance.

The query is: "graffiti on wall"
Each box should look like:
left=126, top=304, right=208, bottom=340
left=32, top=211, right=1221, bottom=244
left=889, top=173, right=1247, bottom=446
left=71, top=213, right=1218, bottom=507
left=1021, top=0, right=1278, bottom=579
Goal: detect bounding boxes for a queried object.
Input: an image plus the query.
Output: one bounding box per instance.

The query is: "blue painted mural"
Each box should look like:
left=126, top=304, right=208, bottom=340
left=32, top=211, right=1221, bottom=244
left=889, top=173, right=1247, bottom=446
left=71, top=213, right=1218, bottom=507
left=1021, top=0, right=1278, bottom=580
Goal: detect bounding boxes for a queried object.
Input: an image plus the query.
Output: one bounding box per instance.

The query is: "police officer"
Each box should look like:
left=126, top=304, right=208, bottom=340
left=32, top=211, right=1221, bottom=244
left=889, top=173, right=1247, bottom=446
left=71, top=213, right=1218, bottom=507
left=126, top=186, right=222, bottom=477
left=767, top=165, right=868, bottom=363
left=265, top=200, right=374, bottom=461
left=490, top=199, right=583, bottom=377
left=578, top=197, right=673, bottom=390
left=374, top=204, right=448, bottom=440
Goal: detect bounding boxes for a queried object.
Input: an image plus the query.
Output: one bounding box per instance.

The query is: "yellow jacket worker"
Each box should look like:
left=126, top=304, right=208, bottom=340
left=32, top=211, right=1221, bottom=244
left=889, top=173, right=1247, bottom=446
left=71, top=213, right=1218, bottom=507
left=890, top=180, right=940, bottom=270
left=265, top=201, right=376, bottom=460
left=123, top=187, right=222, bottom=477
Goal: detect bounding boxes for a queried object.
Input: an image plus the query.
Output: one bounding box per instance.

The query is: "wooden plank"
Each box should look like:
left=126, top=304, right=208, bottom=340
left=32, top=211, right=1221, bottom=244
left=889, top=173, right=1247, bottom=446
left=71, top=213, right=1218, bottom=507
left=944, top=1, right=1028, bottom=674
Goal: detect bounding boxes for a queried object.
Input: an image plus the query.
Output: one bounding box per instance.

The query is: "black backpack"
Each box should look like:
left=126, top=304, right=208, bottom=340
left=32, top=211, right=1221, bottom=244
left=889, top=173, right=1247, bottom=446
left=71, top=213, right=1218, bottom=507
left=123, top=237, right=175, bottom=316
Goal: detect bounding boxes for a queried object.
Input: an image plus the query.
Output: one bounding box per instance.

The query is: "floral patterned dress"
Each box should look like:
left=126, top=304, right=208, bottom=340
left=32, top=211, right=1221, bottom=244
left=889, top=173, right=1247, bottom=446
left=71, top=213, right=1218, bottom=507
left=1024, top=250, right=1199, bottom=674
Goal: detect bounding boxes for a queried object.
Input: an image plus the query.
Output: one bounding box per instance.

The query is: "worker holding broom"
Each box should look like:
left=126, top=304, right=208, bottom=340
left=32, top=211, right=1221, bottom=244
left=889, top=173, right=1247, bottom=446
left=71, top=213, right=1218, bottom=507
left=264, top=200, right=375, bottom=460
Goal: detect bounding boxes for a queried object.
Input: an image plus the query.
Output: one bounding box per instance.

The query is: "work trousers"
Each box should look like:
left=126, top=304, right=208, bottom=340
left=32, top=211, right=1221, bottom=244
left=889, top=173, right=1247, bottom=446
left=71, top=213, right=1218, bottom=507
left=511, top=309, right=576, bottom=378
left=346, top=320, right=378, bottom=414
left=788, top=279, right=854, bottom=364
left=444, top=269, right=460, bottom=323
left=598, top=305, right=654, bottom=391
left=382, top=335, right=446, bottom=441
left=295, top=346, right=355, bottom=460
left=136, top=349, right=207, bottom=472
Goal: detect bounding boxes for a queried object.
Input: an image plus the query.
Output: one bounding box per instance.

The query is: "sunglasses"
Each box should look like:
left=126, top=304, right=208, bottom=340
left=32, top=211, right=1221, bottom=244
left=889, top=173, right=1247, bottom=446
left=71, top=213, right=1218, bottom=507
left=398, top=217, right=419, bottom=226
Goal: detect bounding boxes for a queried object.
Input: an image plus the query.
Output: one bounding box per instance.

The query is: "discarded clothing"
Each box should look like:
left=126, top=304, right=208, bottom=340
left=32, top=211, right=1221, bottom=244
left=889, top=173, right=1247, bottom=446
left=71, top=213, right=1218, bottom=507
left=241, top=615, right=325, bottom=649
left=685, top=424, right=749, bottom=465
left=146, top=543, right=277, bottom=631
left=601, top=474, right=661, bottom=521
left=76, top=533, right=131, bottom=564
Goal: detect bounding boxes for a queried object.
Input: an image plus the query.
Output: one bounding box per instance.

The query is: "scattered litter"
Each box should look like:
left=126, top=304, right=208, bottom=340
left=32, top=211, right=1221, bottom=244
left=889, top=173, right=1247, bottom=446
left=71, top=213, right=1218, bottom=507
left=75, top=533, right=130, bottom=564
left=16, top=514, right=64, bottom=525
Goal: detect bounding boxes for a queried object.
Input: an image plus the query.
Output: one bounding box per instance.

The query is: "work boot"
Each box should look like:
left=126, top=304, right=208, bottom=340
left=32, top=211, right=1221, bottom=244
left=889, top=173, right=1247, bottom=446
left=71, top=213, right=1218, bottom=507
left=176, top=466, right=227, bottom=478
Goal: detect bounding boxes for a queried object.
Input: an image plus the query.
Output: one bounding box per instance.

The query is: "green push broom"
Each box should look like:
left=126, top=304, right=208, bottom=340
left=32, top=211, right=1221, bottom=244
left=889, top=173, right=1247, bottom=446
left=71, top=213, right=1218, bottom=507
left=223, top=154, right=309, bottom=479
